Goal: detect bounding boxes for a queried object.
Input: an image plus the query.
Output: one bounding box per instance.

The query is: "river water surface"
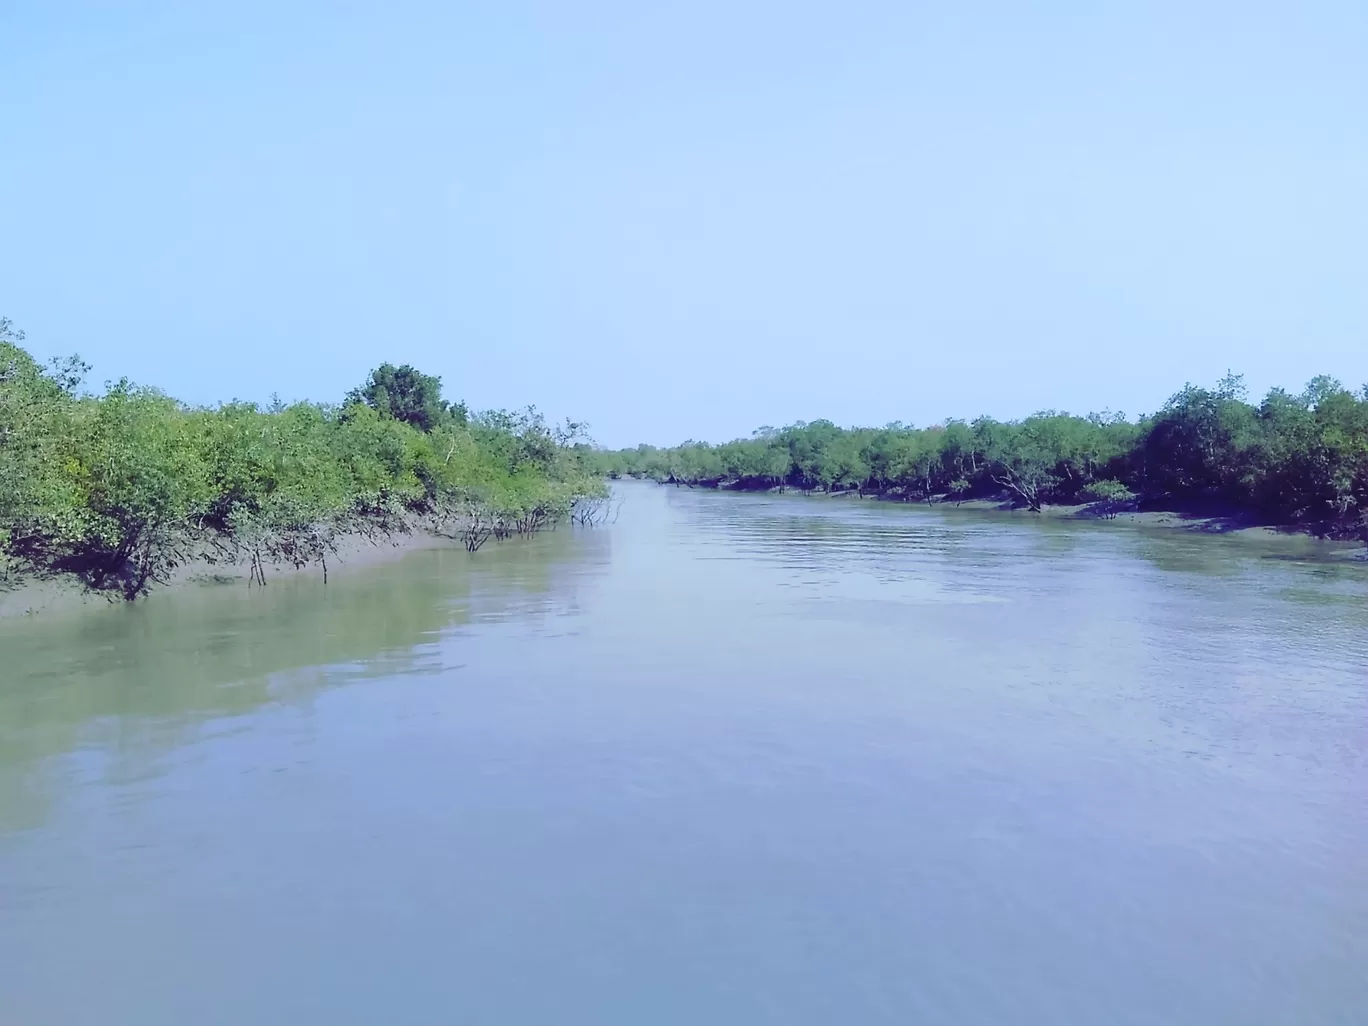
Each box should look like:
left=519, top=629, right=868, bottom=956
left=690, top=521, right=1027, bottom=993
left=2, top=482, right=1366, bottom=1025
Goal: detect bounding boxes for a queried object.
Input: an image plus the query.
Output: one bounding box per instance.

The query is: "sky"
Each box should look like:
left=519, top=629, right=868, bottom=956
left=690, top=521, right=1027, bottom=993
left=2, top=1, right=1365, bottom=447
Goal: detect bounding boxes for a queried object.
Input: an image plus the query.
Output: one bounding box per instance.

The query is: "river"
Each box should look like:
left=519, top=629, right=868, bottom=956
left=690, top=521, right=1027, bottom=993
left=2, top=481, right=1365, bottom=1025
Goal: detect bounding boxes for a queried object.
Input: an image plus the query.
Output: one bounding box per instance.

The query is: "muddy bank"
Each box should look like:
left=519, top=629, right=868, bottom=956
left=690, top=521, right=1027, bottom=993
left=916, top=496, right=1367, bottom=557
left=0, top=529, right=465, bottom=621
left=644, top=478, right=1368, bottom=560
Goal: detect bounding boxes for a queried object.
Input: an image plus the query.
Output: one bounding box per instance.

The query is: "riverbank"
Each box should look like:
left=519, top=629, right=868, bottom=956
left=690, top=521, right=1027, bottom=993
left=647, top=479, right=1368, bottom=560
left=0, top=528, right=465, bottom=620
left=2, top=329, right=604, bottom=607
left=595, top=381, right=1368, bottom=544
left=922, top=496, right=1368, bottom=556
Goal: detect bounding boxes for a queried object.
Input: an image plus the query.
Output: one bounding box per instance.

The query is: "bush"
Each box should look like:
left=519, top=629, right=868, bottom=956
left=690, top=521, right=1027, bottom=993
left=1079, top=479, right=1137, bottom=504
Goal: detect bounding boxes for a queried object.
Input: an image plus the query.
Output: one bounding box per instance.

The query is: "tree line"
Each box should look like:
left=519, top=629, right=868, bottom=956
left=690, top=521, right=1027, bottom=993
left=594, top=373, right=1368, bottom=538
left=0, top=318, right=605, bottom=599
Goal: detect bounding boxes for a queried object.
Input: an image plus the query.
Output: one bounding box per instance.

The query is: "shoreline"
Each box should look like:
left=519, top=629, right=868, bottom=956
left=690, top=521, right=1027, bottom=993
left=0, top=528, right=466, bottom=621
left=911, top=496, right=1367, bottom=555
left=7, top=484, right=1364, bottom=621
left=643, top=479, right=1368, bottom=560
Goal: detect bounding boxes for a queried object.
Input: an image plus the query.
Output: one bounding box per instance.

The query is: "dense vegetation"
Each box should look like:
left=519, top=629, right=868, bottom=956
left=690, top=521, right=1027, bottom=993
left=596, top=374, right=1368, bottom=539
left=0, top=319, right=604, bottom=599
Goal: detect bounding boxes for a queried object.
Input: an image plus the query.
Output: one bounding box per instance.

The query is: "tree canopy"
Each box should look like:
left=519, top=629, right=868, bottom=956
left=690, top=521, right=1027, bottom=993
left=344, top=362, right=467, bottom=432
left=592, top=375, right=1368, bottom=538
left=1, top=322, right=602, bottom=599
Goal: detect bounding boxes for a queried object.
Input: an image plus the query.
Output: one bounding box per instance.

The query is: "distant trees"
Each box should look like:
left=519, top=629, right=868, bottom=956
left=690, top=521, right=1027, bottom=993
left=0, top=321, right=603, bottom=599
left=594, top=374, right=1368, bottom=539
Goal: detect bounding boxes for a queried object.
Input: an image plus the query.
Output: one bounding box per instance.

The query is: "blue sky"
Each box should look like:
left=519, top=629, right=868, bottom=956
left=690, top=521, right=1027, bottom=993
left=3, top=1, right=1365, bottom=446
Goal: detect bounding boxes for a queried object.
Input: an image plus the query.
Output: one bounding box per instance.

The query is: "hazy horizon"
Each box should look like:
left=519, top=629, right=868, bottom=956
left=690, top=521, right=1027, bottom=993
left=4, top=1, right=1366, bottom=448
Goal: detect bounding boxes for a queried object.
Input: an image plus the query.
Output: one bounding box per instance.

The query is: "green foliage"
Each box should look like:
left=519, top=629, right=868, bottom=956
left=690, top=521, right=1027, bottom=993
left=1, top=324, right=90, bottom=584
left=593, top=374, right=1368, bottom=539
left=0, top=325, right=600, bottom=599
left=345, top=362, right=467, bottom=432
left=52, top=382, right=213, bottom=596
left=1079, top=479, right=1137, bottom=504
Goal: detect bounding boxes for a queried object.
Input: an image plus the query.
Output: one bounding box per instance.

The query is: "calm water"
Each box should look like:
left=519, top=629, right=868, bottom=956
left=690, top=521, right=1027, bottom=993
left=2, top=482, right=1366, bottom=1025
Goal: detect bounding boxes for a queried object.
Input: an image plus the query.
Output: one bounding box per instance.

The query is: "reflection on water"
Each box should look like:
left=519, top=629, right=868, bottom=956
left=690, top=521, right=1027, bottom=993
left=1, top=482, right=1365, bottom=1026
left=0, top=529, right=611, bottom=834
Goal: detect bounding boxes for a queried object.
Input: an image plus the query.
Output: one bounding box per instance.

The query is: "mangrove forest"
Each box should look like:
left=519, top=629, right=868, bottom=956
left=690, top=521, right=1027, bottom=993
left=0, top=318, right=605, bottom=599
left=595, top=373, right=1368, bottom=539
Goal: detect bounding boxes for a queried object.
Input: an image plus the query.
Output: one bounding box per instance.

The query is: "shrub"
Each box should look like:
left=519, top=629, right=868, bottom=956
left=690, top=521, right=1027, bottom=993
left=1079, top=479, right=1137, bottom=504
